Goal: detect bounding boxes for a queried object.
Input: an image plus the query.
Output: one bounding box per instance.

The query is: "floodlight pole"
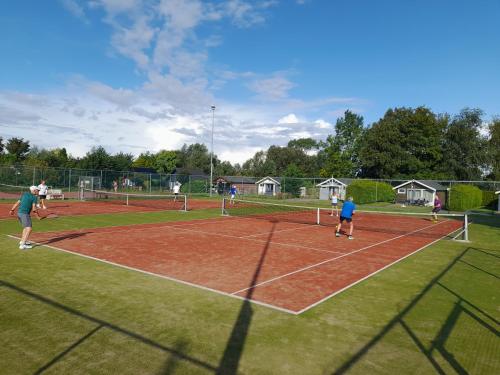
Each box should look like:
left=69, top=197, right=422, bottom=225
left=210, top=105, right=216, bottom=197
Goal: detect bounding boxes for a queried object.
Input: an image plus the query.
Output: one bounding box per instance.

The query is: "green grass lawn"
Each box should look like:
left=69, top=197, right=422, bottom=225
left=1, top=209, right=498, bottom=374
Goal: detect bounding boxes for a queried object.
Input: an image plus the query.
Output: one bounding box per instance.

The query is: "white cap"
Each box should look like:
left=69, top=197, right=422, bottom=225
left=29, top=186, right=40, bottom=192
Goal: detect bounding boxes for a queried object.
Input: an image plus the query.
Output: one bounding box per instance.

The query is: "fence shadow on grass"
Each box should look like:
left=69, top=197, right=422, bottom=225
left=331, top=246, right=500, bottom=375
left=215, top=222, right=277, bottom=375
left=0, top=280, right=217, bottom=374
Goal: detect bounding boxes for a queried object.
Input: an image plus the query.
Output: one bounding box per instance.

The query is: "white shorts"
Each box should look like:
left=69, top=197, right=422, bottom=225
left=230, top=194, right=235, bottom=199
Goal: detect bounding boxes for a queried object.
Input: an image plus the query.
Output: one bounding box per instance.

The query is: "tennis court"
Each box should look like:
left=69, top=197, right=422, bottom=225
left=0, top=193, right=221, bottom=218
left=21, top=203, right=465, bottom=314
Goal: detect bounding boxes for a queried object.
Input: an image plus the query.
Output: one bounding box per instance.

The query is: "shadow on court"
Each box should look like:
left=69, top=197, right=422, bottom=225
left=215, top=222, right=277, bottom=375
left=0, top=280, right=217, bottom=375
left=331, top=246, right=500, bottom=375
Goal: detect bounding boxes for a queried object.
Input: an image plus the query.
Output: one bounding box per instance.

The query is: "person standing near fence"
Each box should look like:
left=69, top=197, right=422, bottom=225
left=330, top=191, right=339, bottom=216
left=9, top=186, right=41, bottom=250
left=173, top=182, right=181, bottom=202
left=432, top=195, right=442, bottom=223
left=112, top=180, right=118, bottom=192
left=37, top=180, right=48, bottom=209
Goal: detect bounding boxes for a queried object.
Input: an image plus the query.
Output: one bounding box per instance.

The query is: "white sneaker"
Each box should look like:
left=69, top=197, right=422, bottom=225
left=348, top=235, right=354, bottom=240
left=19, top=244, right=33, bottom=250
left=19, top=241, right=32, bottom=245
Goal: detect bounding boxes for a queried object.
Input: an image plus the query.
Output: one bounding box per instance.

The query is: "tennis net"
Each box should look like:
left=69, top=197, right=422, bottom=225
left=0, top=183, right=30, bottom=199
left=82, top=189, right=187, bottom=211
left=222, top=198, right=469, bottom=240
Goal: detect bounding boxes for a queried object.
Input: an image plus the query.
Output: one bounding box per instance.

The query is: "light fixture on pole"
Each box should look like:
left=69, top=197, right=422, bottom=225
left=210, top=105, right=216, bottom=197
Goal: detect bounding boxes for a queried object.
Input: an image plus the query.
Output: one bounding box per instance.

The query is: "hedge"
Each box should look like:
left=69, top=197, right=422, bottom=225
left=181, top=180, right=207, bottom=194
left=448, top=184, right=482, bottom=211
left=346, top=180, right=395, bottom=204
left=481, top=190, right=497, bottom=208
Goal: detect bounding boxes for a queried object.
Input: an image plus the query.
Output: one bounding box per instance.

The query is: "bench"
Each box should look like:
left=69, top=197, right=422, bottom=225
left=47, top=188, right=65, bottom=200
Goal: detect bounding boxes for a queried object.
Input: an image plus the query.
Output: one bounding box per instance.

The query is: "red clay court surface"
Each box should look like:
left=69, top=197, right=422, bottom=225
left=21, top=211, right=463, bottom=314
left=0, top=199, right=221, bottom=218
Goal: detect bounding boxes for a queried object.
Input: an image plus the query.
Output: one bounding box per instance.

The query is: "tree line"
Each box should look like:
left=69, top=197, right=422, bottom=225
left=1, top=106, right=499, bottom=180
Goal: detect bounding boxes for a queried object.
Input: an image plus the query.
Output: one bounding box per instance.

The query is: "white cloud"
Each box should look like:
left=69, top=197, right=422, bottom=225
left=59, top=0, right=88, bottom=21
left=6, top=0, right=367, bottom=164
left=278, top=113, right=299, bottom=124
left=248, top=76, right=296, bottom=100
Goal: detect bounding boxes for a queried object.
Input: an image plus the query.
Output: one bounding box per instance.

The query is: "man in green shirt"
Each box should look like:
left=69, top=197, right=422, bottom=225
left=10, top=186, right=41, bottom=250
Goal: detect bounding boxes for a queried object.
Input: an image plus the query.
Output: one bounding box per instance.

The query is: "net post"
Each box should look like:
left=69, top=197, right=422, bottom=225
left=221, top=197, right=227, bottom=216
left=183, top=194, right=188, bottom=212
left=316, top=207, right=320, bottom=225
left=463, top=213, right=469, bottom=241
left=126, top=194, right=129, bottom=206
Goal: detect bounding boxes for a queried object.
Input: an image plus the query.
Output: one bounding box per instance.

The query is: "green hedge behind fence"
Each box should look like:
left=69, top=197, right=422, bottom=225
left=449, top=184, right=483, bottom=211
left=346, top=180, right=395, bottom=204
left=481, top=190, right=497, bottom=208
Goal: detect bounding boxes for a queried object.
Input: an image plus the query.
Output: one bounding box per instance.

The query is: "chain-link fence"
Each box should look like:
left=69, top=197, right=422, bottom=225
left=1, top=165, right=499, bottom=205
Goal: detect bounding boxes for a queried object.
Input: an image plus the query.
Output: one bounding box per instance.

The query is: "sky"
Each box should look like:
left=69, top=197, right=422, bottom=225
left=1, top=0, right=499, bottom=164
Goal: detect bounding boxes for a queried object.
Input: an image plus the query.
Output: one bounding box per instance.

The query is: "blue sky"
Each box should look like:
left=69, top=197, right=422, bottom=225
left=1, top=0, right=499, bottom=163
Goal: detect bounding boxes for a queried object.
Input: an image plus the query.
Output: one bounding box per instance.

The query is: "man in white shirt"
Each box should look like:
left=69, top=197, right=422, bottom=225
left=173, top=182, right=181, bottom=202
left=330, top=192, right=339, bottom=216
left=37, top=180, right=49, bottom=209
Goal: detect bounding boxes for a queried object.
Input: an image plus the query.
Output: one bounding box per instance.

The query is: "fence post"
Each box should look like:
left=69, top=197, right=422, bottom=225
left=32, top=167, right=36, bottom=185
left=149, top=174, right=152, bottom=193
left=68, top=169, right=72, bottom=192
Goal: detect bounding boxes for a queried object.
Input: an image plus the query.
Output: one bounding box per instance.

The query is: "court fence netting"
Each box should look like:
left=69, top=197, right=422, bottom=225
left=222, top=198, right=470, bottom=241
left=80, top=189, right=188, bottom=211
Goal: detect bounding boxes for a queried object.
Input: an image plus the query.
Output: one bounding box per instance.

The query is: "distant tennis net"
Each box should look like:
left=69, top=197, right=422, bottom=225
left=222, top=198, right=468, bottom=240
left=0, top=183, right=30, bottom=199
left=82, top=189, right=187, bottom=211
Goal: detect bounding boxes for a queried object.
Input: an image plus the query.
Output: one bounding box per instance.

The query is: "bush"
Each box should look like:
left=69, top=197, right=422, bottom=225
left=181, top=180, right=207, bottom=194
left=346, top=180, right=395, bottom=204
left=448, top=184, right=482, bottom=211
left=481, top=190, right=497, bottom=208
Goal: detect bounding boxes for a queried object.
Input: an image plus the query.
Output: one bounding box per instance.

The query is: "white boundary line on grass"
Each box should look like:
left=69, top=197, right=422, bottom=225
left=6, top=234, right=298, bottom=315
left=230, top=220, right=449, bottom=295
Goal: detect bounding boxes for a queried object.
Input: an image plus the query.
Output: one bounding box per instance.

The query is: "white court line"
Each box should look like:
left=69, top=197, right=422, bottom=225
left=6, top=234, right=297, bottom=315
left=231, top=220, right=449, bottom=295
left=294, top=229, right=459, bottom=314
left=166, top=224, right=343, bottom=255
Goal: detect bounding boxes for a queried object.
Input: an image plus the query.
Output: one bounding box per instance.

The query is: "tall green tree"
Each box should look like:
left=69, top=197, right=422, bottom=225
left=133, top=152, right=157, bottom=169
left=487, top=118, right=500, bottom=180
left=154, top=150, right=177, bottom=173
left=319, top=110, right=365, bottom=177
left=441, top=108, right=488, bottom=180
left=241, top=150, right=276, bottom=176
left=359, top=107, right=446, bottom=178
left=109, top=152, right=134, bottom=171
left=287, top=138, right=318, bottom=152
left=79, top=146, right=112, bottom=170
left=176, top=143, right=212, bottom=173
left=0, top=136, right=4, bottom=153
left=6, top=137, right=30, bottom=161
left=282, top=163, right=304, bottom=197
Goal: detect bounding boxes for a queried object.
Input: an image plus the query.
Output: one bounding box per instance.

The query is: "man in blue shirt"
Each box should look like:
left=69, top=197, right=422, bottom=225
left=9, top=186, right=41, bottom=250
left=229, top=184, right=238, bottom=205
left=336, top=196, right=356, bottom=240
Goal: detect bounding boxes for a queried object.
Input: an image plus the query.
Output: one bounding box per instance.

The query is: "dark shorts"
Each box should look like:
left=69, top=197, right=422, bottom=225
left=17, top=213, right=32, bottom=228
left=340, top=215, right=352, bottom=223
left=331, top=202, right=338, bottom=207
left=39, top=195, right=46, bottom=199
left=432, top=207, right=441, bottom=213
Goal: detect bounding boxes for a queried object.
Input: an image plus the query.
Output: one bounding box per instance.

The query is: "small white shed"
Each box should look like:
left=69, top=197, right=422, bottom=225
left=256, top=177, right=281, bottom=196
left=316, top=178, right=351, bottom=200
